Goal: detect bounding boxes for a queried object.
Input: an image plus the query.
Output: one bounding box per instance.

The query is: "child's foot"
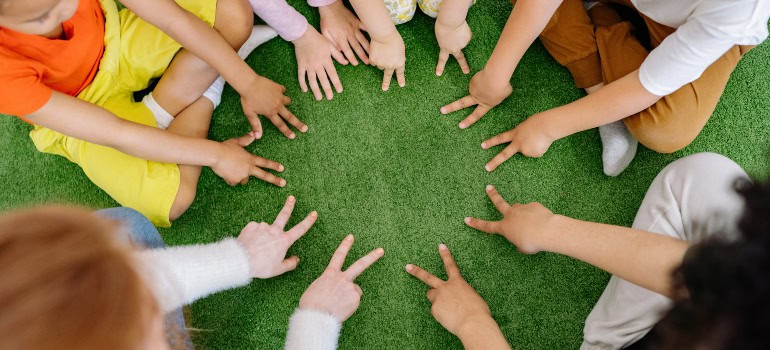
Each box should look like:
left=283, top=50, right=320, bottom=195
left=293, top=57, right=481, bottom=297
left=600, top=121, right=638, bottom=177
left=203, top=25, right=277, bottom=107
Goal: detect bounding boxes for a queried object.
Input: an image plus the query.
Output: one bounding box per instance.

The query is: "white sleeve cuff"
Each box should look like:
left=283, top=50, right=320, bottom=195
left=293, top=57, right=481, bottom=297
left=285, top=309, right=342, bottom=350
left=137, top=238, right=252, bottom=313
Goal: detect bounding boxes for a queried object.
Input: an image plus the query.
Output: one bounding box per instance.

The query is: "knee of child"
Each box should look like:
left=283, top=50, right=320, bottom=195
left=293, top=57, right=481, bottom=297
left=625, top=119, right=696, bottom=154
left=215, top=0, right=254, bottom=49
left=169, top=183, right=197, bottom=221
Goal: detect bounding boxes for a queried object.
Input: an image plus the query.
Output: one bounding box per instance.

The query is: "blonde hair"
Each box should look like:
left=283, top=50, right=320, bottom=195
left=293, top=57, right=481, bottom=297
left=0, top=206, right=159, bottom=350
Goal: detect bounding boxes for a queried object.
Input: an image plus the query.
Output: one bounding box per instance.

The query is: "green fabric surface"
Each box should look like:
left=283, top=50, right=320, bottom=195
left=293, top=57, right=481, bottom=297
left=1, top=1, right=769, bottom=349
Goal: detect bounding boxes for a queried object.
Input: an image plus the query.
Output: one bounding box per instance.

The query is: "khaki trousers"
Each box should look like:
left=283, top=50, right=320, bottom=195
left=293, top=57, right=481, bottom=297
left=537, top=0, right=752, bottom=153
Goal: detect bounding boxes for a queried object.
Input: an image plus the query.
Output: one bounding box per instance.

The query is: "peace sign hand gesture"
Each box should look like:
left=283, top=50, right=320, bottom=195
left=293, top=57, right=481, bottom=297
left=404, top=244, right=491, bottom=336
left=236, top=196, right=318, bottom=279
left=299, top=235, right=385, bottom=322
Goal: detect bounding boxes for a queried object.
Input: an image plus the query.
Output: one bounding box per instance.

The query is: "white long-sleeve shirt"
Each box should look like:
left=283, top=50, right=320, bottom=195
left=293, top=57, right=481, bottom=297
left=632, top=0, right=770, bottom=96
left=137, top=239, right=341, bottom=349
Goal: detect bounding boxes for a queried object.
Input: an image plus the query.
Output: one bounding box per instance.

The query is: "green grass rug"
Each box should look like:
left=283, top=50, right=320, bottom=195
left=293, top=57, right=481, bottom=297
left=1, top=1, right=769, bottom=349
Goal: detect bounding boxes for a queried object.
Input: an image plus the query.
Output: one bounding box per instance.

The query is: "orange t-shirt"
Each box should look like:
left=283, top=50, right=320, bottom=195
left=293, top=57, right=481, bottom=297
left=0, top=0, right=105, bottom=117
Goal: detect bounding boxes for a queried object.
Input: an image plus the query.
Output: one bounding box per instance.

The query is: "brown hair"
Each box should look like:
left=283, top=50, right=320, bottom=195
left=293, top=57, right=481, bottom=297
left=0, top=206, right=159, bottom=350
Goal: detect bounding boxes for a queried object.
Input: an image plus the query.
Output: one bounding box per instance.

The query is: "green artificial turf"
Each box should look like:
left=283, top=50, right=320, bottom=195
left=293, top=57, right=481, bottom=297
left=2, top=1, right=770, bottom=349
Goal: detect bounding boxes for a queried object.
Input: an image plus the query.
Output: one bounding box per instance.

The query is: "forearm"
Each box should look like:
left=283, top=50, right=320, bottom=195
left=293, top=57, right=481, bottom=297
left=28, top=92, right=223, bottom=167
left=122, top=0, right=260, bottom=94
left=349, top=0, right=398, bottom=41
left=484, top=0, right=562, bottom=80
left=436, top=0, right=472, bottom=28
left=137, top=239, right=252, bottom=312
left=457, top=316, right=511, bottom=350
left=540, top=215, right=689, bottom=297
left=535, top=70, right=661, bottom=140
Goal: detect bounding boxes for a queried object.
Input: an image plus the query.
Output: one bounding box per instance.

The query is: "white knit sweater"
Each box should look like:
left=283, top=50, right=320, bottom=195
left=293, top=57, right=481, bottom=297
left=137, top=239, right=341, bottom=349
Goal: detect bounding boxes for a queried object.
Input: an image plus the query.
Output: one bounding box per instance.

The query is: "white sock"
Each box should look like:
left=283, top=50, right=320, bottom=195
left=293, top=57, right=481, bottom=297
left=600, top=121, right=638, bottom=177
left=202, top=25, right=278, bottom=107
left=142, top=93, right=174, bottom=129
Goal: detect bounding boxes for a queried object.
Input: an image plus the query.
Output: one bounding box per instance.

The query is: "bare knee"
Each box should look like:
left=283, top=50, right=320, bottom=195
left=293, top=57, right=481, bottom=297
left=214, top=0, right=253, bottom=49
left=169, top=180, right=197, bottom=221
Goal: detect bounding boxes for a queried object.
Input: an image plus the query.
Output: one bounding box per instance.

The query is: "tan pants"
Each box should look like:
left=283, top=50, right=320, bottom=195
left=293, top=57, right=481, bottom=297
left=581, top=152, right=748, bottom=349
left=538, top=0, right=753, bottom=153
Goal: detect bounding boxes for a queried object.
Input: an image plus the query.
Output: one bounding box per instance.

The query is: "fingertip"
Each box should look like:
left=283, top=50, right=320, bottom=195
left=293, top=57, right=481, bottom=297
left=376, top=248, right=384, bottom=255
left=254, top=131, right=262, bottom=139
left=301, top=125, right=309, bottom=133
left=439, top=243, right=448, bottom=251
left=280, top=179, right=287, bottom=187
left=278, top=164, right=285, bottom=172
left=485, top=164, right=492, bottom=172
left=289, top=133, right=296, bottom=140
left=481, top=142, right=487, bottom=149
left=440, top=107, right=447, bottom=115
left=486, top=184, right=494, bottom=191
left=464, top=217, right=471, bottom=224
left=459, top=123, right=467, bottom=129
left=288, top=195, right=295, bottom=201
left=405, top=264, right=414, bottom=272
left=310, top=210, right=318, bottom=217
left=346, top=234, right=354, bottom=241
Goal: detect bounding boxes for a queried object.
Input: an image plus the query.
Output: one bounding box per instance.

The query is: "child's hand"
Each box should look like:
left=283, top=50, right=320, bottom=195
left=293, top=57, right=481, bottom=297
left=293, top=26, right=347, bottom=101
left=236, top=196, right=318, bottom=278
left=240, top=75, right=307, bottom=139
left=212, top=134, right=286, bottom=187
left=369, top=31, right=406, bottom=91
left=405, top=244, right=494, bottom=336
left=480, top=117, right=555, bottom=171
left=434, top=20, right=471, bottom=76
left=299, top=235, right=384, bottom=322
left=464, top=185, right=555, bottom=254
left=440, top=68, right=512, bottom=129
left=319, top=1, right=370, bottom=66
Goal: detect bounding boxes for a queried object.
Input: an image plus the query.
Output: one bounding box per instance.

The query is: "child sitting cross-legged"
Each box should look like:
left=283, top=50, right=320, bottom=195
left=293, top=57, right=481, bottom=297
left=0, top=0, right=306, bottom=227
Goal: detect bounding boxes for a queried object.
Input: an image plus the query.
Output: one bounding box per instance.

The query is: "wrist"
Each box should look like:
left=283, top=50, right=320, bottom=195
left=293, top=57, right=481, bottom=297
left=457, top=314, right=498, bottom=339
left=318, top=0, right=343, bottom=15
left=537, top=214, right=571, bottom=254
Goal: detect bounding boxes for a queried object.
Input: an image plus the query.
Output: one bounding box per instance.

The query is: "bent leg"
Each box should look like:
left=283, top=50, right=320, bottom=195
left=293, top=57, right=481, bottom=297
left=624, top=46, right=746, bottom=153
left=539, top=0, right=602, bottom=89
left=582, top=153, right=748, bottom=349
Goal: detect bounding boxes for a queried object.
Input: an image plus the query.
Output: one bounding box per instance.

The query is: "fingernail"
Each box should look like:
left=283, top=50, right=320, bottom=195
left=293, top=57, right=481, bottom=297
left=376, top=248, right=384, bottom=254
left=459, top=123, right=466, bottom=129
left=439, top=243, right=448, bottom=250
left=288, top=195, right=295, bottom=201
left=255, top=132, right=262, bottom=139
left=440, top=108, right=446, bottom=114
left=301, top=126, right=309, bottom=133
left=346, top=234, right=354, bottom=241
left=436, top=71, right=442, bottom=76
left=399, top=82, right=405, bottom=87
left=289, top=133, right=296, bottom=139
left=485, top=164, right=491, bottom=172
left=311, top=211, right=318, bottom=217
left=486, top=184, right=493, bottom=191
left=481, top=142, right=487, bottom=149
left=279, top=165, right=285, bottom=171
left=405, top=264, right=413, bottom=271
left=464, top=217, right=471, bottom=224
left=280, top=180, right=287, bottom=187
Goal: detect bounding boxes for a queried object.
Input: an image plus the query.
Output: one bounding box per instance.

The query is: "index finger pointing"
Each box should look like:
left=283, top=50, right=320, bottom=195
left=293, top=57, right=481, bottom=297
left=458, top=105, right=490, bottom=129
left=485, top=185, right=510, bottom=213
left=286, top=210, right=318, bottom=243
left=343, top=247, right=385, bottom=280
left=453, top=50, right=470, bottom=74
left=405, top=264, right=443, bottom=288
left=440, top=95, right=477, bottom=115
left=327, top=234, right=354, bottom=271
left=272, top=195, right=296, bottom=230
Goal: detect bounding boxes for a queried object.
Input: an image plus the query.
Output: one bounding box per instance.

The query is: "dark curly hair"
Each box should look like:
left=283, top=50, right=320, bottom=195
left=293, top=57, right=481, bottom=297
left=655, top=177, right=770, bottom=349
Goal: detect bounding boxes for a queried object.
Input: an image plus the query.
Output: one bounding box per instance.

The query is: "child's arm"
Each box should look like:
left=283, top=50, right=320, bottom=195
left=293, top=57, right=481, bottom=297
left=249, top=0, right=348, bottom=101
left=349, top=0, right=406, bottom=91
left=465, top=186, right=689, bottom=297
left=434, top=0, right=473, bottom=76
left=26, top=92, right=286, bottom=187
left=440, top=0, right=562, bottom=126
left=121, top=0, right=298, bottom=139
left=318, top=1, right=370, bottom=66
left=480, top=71, right=659, bottom=172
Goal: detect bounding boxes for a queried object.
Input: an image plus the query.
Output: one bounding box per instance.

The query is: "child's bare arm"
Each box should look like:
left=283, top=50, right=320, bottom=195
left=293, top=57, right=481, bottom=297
left=441, top=0, right=562, bottom=126
left=121, top=0, right=300, bottom=139
left=349, top=0, right=406, bottom=90
left=25, top=92, right=286, bottom=187
left=481, top=71, right=660, bottom=172
left=434, top=0, right=473, bottom=76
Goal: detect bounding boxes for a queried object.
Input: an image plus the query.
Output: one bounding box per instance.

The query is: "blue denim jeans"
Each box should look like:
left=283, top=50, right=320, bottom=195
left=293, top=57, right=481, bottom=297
left=96, top=207, right=194, bottom=350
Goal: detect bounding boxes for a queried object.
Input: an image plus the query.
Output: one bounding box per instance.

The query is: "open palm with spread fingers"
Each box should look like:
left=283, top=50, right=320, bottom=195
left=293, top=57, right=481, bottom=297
left=464, top=185, right=555, bottom=254
left=480, top=118, right=554, bottom=172
left=440, top=69, right=512, bottom=129
left=236, top=195, right=318, bottom=278
left=299, top=235, right=385, bottom=322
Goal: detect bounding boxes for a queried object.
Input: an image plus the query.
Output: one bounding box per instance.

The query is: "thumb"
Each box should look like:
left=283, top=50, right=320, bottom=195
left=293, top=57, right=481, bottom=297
left=279, top=256, right=300, bottom=273
left=233, top=133, right=256, bottom=147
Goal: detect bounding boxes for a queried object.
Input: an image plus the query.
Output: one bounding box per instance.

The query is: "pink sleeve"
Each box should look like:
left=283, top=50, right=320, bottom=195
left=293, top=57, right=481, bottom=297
left=248, top=0, right=309, bottom=41
left=307, top=0, right=337, bottom=7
